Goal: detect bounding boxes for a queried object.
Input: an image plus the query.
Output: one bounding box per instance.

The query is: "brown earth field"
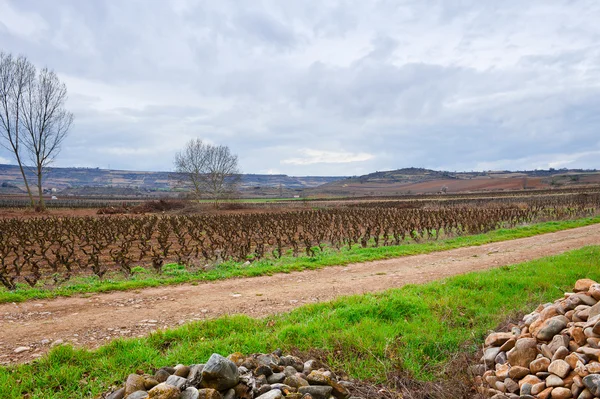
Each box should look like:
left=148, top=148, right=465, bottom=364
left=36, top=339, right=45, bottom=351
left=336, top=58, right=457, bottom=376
left=1, top=223, right=600, bottom=365
left=310, top=174, right=600, bottom=196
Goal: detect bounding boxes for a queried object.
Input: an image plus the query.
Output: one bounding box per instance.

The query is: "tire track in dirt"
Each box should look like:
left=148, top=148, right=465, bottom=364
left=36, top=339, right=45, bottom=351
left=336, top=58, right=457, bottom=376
left=2, top=223, right=600, bottom=364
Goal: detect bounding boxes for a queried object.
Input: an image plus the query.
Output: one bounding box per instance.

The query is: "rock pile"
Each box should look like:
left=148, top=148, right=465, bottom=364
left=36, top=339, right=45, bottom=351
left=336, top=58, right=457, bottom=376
left=476, top=278, right=600, bottom=399
left=105, top=350, right=359, bottom=399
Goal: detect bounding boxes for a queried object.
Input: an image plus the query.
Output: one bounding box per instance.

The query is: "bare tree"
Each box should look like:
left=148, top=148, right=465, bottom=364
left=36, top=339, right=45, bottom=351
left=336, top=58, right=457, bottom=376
left=174, top=138, right=209, bottom=201
left=0, top=52, right=36, bottom=207
left=174, top=138, right=241, bottom=208
left=20, top=66, right=73, bottom=211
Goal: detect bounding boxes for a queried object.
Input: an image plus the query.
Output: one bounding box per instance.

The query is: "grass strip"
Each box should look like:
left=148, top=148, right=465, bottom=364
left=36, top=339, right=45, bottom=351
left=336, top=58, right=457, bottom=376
left=1, top=246, right=599, bottom=398
left=1, top=215, right=600, bottom=303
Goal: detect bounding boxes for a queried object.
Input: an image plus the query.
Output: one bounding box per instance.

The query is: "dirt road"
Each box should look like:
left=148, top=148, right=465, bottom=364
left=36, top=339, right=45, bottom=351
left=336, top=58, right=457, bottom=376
left=2, top=223, right=600, bottom=364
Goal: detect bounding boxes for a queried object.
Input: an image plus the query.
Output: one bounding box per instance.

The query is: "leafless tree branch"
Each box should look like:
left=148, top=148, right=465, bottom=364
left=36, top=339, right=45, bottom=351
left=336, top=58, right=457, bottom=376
left=19, top=65, right=73, bottom=211
left=0, top=52, right=37, bottom=207
left=174, top=138, right=241, bottom=208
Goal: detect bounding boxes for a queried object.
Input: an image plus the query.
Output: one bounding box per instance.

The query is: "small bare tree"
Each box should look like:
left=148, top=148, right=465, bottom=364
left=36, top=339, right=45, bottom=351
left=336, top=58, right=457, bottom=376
left=174, top=138, right=209, bottom=201
left=174, top=138, right=241, bottom=208
left=0, top=52, right=36, bottom=207
left=20, top=67, right=73, bottom=211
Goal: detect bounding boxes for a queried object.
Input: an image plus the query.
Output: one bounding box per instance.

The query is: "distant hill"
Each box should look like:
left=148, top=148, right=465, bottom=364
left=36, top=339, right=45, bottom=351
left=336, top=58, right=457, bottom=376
left=0, top=182, right=24, bottom=195
left=0, top=164, right=345, bottom=197
left=2, top=164, right=599, bottom=199
left=307, top=167, right=600, bottom=196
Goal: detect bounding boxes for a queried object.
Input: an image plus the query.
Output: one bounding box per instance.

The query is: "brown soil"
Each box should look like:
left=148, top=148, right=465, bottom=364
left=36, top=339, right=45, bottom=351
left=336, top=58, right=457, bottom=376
left=0, top=207, right=103, bottom=219
left=1, top=223, right=600, bottom=365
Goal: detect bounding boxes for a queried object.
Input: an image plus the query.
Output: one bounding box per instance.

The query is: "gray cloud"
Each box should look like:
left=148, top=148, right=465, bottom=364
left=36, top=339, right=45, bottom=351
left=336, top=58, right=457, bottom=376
left=1, top=0, right=599, bottom=175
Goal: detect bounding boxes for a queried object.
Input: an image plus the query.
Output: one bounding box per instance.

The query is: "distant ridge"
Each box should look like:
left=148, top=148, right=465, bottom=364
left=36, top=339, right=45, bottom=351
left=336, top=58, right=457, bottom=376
left=0, top=164, right=345, bottom=192
left=308, top=167, right=600, bottom=196
left=1, top=164, right=599, bottom=198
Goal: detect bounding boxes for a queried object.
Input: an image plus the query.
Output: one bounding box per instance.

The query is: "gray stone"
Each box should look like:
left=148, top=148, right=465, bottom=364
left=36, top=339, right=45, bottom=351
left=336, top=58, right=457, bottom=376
left=578, top=388, right=594, bottom=399
left=523, top=313, right=540, bottom=327
left=283, top=374, right=309, bottom=388
left=298, top=385, right=334, bottom=399
left=583, top=374, right=600, bottom=396
left=546, top=374, right=564, bottom=387
left=257, top=354, right=280, bottom=368
left=575, top=293, right=597, bottom=306
left=127, top=391, right=149, bottom=399
left=270, top=383, right=295, bottom=392
left=187, top=364, right=204, bottom=387
left=548, top=335, right=570, bottom=354
left=255, top=375, right=268, bottom=387
left=495, top=351, right=508, bottom=365
left=520, top=383, right=532, bottom=395
left=106, top=387, right=125, bottom=399
left=125, top=374, right=146, bottom=397
left=537, top=316, right=568, bottom=341
left=165, top=374, right=188, bottom=390
left=255, top=365, right=273, bottom=377
left=305, top=370, right=349, bottom=399
left=504, top=378, right=519, bottom=393
left=180, top=387, right=199, bottom=399
left=174, top=365, right=191, bottom=378
left=154, top=369, right=171, bottom=383
left=589, top=302, right=600, bottom=320
left=552, top=346, right=570, bottom=361
left=483, top=347, right=502, bottom=368
left=279, top=355, right=304, bottom=372
left=256, top=389, right=283, bottom=399
left=267, top=372, right=286, bottom=384
left=256, top=384, right=272, bottom=396
left=201, top=353, right=240, bottom=391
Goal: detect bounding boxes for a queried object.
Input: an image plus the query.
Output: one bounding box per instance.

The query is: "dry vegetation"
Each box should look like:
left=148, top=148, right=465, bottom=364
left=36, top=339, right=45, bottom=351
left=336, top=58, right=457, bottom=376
left=0, top=192, right=599, bottom=291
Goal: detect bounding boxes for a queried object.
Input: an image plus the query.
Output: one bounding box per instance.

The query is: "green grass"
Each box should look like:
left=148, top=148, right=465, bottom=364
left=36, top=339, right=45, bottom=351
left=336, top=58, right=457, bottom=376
left=1, top=246, right=599, bottom=399
left=2, top=215, right=600, bottom=303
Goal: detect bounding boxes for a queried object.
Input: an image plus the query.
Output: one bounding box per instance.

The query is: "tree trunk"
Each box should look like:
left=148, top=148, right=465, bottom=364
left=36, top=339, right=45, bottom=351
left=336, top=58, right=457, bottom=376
left=36, top=168, right=45, bottom=211
left=14, top=153, right=35, bottom=208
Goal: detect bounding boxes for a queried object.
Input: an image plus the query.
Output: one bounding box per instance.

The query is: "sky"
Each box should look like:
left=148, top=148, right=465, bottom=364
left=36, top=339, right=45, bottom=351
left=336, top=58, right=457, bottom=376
left=0, top=0, right=599, bottom=176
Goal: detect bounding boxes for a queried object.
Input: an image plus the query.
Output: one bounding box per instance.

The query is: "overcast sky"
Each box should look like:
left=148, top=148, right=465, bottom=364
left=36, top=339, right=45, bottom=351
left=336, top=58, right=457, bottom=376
left=1, top=0, right=599, bottom=176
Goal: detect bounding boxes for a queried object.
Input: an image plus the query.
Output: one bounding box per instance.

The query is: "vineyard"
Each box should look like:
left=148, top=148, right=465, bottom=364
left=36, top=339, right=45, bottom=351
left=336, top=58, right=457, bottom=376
left=0, top=193, right=599, bottom=291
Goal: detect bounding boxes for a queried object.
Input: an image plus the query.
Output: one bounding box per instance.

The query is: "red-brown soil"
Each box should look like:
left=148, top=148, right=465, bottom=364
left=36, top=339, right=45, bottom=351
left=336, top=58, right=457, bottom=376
left=1, top=223, right=600, bottom=365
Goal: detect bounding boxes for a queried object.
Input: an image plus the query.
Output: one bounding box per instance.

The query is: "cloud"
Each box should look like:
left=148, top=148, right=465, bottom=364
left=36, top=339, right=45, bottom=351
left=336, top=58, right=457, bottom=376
left=0, top=1, right=47, bottom=40
left=0, top=0, right=599, bottom=175
left=472, top=150, right=600, bottom=172
left=282, top=149, right=374, bottom=165
left=98, top=147, right=159, bottom=156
